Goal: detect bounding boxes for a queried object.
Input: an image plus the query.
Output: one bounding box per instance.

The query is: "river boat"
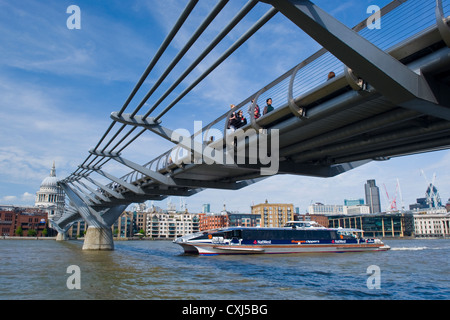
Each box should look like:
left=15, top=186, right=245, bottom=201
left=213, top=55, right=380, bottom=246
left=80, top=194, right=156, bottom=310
left=174, top=221, right=390, bottom=255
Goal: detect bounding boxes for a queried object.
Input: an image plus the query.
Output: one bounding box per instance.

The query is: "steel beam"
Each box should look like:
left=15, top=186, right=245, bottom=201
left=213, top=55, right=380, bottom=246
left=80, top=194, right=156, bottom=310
left=100, top=205, right=129, bottom=228
left=83, top=176, right=125, bottom=199
left=80, top=165, right=145, bottom=195
left=58, top=182, right=108, bottom=228
left=263, top=0, right=444, bottom=114
left=89, top=149, right=176, bottom=186
left=70, top=181, right=102, bottom=206
left=110, top=112, right=228, bottom=165
left=95, top=169, right=145, bottom=195
left=171, top=178, right=245, bottom=190
left=50, top=208, right=81, bottom=233
left=75, top=180, right=111, bottom=203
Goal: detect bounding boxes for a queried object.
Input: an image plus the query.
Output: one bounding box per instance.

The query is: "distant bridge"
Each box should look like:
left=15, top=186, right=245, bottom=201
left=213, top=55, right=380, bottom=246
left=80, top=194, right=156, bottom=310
left=52, top=0, right=450, bottom=249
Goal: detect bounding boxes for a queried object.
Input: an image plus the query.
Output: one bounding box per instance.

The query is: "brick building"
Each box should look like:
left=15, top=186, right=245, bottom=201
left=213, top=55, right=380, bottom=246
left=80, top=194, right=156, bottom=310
left=0, top=207, right=48, bottom=237
left=198, top=212, right=229, bottom=231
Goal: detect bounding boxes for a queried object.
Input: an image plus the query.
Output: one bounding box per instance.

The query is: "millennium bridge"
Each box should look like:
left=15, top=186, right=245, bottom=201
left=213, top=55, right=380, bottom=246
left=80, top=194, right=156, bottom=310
left=52, top=0, right=450, bottom=249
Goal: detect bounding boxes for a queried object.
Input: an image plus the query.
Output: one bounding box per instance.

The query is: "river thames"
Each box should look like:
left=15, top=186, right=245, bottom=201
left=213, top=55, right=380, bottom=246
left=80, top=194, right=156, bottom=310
left=0, top=238, right=449, bottom=300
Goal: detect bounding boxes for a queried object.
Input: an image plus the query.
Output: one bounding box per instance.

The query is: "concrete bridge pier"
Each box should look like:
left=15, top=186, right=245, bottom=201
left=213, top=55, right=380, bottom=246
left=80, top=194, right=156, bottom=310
left=82, top=226, right=114, bottom=250
left=49, top=220, right=71, bottom=241
left=79, top=205, right=126, bottom=250
left=56, top=232, right=69, bottom=241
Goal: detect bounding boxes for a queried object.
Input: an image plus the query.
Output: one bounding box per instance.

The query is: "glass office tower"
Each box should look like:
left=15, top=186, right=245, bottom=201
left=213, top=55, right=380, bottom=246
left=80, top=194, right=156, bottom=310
left=365, top=179, right=381, bottom=213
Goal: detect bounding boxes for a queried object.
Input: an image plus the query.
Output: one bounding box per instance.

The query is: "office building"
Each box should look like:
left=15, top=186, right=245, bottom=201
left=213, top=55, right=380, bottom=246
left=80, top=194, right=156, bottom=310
left=365, top=179, right=381, bottom=213
left=67, top=220, right=87, bottom=238
left=344, top=199, right=364, bottom=206
left=414, top=213, right=450, bottom=238
left=343, top=205, right=371, bottom=215
left=308, top=203, right=344, bottom=215
left=228, top=213, right=261, bottom=227
left=328, top=212, right=414, bottom=238
left=202, top=204, right=211, bottom=213
left=252, top=200, right=293, bottom=227
left=112, top=210, right=147, bottom=238
left=147, top=209, right=199, bottom=239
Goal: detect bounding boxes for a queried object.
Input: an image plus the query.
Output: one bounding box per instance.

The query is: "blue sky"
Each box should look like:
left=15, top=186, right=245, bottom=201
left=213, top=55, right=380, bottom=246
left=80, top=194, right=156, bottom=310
left=1, top=0, right=449, bottom=214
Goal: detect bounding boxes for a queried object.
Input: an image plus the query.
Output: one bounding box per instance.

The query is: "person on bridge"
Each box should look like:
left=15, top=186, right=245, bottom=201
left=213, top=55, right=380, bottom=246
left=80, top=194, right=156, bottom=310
left=263, top=98, right=274, bottom=115
left=327, top=71, right=335, bottom=81
left=236, top=110, right=247, bottom=129
left=249, top=99, right=261, bottom=119
left=228, top=104, right=239, bottom=131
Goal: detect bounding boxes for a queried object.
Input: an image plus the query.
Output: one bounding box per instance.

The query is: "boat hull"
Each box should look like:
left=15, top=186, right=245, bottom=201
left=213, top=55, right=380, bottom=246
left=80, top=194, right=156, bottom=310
left=179, top=242, right=390, bottom=255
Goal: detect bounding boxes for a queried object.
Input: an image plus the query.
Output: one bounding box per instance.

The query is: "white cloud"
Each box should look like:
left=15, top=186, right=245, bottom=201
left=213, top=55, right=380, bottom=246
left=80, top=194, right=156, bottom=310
left=1, top=192, right=36, bottom=206
left=0, top=0, right=155, bottom=83
left=1, top=195, right=18, bottom=204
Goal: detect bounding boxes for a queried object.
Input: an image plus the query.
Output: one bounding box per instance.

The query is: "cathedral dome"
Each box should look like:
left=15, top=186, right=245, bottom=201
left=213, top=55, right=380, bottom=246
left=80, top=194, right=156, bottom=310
left=39, top=163, right=58, bottom=188
left=40, top=176, right=59, bottom=188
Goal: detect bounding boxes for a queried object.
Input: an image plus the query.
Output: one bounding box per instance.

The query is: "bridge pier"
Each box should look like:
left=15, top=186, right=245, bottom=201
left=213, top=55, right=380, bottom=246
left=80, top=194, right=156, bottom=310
left=56, top=232, right=69, bottom=241
left=49, top=219, right=71, bottom=241
left=82, top=226, right=114, bottom=250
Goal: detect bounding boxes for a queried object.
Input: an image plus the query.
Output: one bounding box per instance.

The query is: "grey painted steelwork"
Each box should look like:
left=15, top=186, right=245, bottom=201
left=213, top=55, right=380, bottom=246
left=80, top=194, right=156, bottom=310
left=53, top=0, right=450, bottom=249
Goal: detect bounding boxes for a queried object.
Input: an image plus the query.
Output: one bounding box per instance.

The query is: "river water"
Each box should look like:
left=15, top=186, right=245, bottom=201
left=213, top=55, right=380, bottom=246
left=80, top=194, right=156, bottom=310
left=0, top=238, right=449, bottom=300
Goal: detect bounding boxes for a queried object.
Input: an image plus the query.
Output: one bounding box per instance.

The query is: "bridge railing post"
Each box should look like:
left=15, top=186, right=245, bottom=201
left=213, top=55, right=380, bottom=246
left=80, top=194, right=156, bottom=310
left=436, top=0, right=450, bottom=48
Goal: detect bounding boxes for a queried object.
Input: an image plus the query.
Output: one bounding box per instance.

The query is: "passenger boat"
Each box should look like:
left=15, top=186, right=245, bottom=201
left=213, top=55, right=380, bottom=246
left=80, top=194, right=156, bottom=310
left=174, top=221, right=390, bottom=255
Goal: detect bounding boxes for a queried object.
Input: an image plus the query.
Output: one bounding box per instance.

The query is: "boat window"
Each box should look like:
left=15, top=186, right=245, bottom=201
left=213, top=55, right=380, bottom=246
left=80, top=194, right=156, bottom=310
left=240, top=229, right=335, bottom=241
left=212, top=232, right=225, bottom=238
left=337, top=230, right=358, bottom=239
left=191, top=232, right=210, bottom=240
left=231, top=229, right=242, bottom=238
left=222, top=231, right=234, bottom=239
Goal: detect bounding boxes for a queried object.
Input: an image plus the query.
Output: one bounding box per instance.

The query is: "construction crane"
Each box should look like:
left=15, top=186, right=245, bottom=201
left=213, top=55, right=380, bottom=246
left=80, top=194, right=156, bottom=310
left=396, top=178, right=405, bottom=211
left=382, top=182, right=398, bottom=212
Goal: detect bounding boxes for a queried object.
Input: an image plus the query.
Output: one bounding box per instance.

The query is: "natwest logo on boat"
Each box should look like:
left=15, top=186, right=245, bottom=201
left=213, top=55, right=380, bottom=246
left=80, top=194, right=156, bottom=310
left=253, top=240, right=271, bottom=244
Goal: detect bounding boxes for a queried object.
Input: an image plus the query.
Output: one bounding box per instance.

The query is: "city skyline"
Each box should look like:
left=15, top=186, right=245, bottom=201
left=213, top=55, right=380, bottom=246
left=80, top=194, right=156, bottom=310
left=1, top=0, right=449, bottom=215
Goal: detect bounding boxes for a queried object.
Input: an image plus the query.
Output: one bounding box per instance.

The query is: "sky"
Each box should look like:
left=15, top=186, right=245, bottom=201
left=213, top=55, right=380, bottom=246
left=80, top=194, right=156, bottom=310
left=1, top=0, right=449, bottom=214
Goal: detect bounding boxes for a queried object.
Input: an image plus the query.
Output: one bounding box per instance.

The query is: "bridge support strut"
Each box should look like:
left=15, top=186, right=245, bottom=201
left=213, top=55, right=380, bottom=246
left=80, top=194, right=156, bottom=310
left=58, top=181, right=127, bottom=250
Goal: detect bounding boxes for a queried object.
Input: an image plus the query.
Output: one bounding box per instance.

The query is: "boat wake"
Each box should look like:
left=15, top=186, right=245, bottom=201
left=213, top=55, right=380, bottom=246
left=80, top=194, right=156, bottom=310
left=391, top=246, right=428, bottom=251
left=391, top=246, right=450, bottom=251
